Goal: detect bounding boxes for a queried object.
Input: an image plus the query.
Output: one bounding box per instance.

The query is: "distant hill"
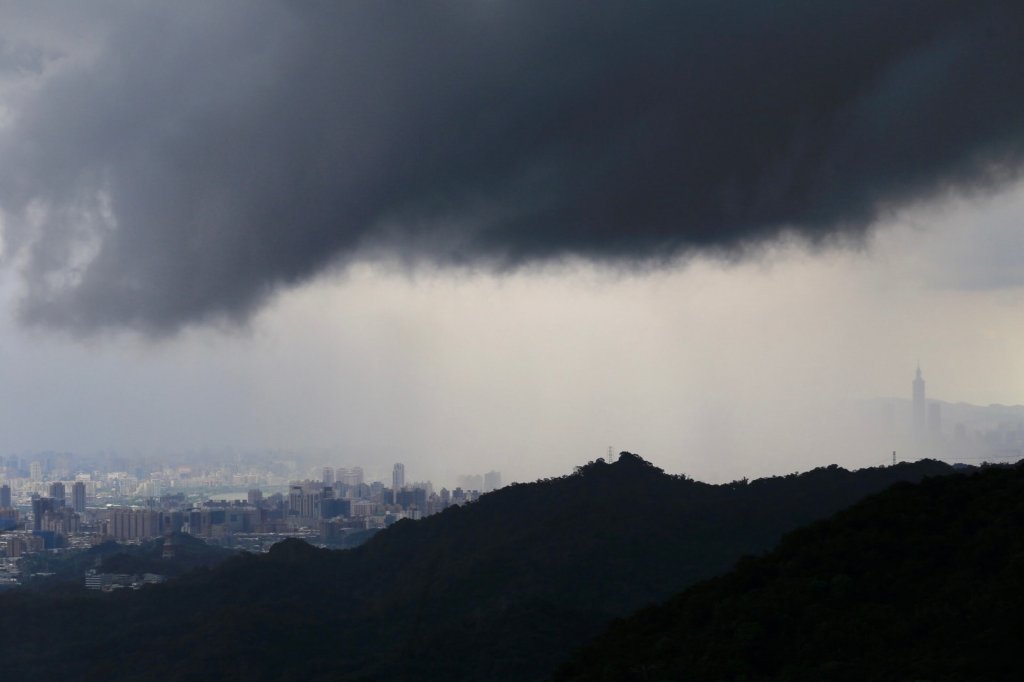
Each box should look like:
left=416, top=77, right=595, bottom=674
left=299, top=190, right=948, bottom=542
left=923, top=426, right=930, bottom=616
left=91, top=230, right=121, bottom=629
left=554, top=462, right=1024, bottom=681
left=0, top=453, right=956, bottom=681
left=16, top=532, right=237, bottom=590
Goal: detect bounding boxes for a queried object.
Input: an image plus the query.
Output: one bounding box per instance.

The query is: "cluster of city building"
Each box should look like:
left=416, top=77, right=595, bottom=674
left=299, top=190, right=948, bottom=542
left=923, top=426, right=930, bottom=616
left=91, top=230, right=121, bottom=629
left=0, top=454, right=502, bottom=585
left=881, top=367, right=1024, bottom=463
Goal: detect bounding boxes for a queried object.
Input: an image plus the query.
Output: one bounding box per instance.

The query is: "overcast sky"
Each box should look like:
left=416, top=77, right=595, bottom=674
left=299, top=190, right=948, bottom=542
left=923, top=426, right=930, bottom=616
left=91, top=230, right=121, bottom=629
left=1, top=2, right=1023, bottom=485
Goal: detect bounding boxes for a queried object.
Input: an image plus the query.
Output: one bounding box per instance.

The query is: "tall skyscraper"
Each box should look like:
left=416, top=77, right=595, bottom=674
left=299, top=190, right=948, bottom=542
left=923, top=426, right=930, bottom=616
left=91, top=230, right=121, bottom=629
left=30, top=461, right=42, bottom=482
left=0, top=484, right=11, bottom=509
left=392, top=463, right=405, bottom=504
left=72, top=481, right=87, bottom=513
left=322, top=467, right=335, bottom=486
left=913, top=365, right=926, bottom=441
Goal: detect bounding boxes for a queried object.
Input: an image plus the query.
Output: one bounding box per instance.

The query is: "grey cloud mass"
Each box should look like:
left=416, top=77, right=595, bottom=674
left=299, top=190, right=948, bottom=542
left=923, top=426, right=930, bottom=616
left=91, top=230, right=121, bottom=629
left=1, top=1, right=1023, bottom=334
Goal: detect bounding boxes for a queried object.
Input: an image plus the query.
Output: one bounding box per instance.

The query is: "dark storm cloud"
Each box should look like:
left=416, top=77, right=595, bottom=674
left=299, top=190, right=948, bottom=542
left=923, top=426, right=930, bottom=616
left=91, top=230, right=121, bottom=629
left=1, top=0, right=1023, bottom=334
left=0, top=38, right=48, bottom=76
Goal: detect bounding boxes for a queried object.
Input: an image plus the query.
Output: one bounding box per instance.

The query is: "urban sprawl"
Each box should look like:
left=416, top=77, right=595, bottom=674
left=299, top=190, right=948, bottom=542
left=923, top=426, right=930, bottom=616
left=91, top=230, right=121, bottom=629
left=0, top=455, right=501, bottom=589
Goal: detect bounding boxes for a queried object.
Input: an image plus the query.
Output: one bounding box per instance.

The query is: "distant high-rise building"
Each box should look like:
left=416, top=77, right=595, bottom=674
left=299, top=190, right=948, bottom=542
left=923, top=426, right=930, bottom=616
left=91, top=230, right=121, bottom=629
left=928, top=401, right=942, bottom=437
left=0, top=484, right=10, bottom=509
left=483, top=471, right=502, bottom=493
left=247, top=489, right=263, bottom=506
left=49, top=482, right=66, bottom=507
left=108, top=508, right=161, bottom=541
left=338, top=466, right=364, bottom=495
left=287, top=484, right=323, bottom=521
left=322, top=467, right=335, bottom=486
left=30, top=461, right=42, bottom=482
left=288, top=485, right=304, bottom=517
left=31, top=497, right=55, bottom=532
left=345, top=467, right=364, bottom=487
left=457, top=474, right=484, bottom=492
left=392, top=463, right=405, bottom=504
left=72, top=481, right=86, bottom=513
left=913, top=365, right=926, bottom=441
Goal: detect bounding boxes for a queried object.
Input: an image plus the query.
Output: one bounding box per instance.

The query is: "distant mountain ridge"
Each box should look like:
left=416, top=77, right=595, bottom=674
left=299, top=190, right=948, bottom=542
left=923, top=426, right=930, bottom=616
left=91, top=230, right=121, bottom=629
left=0, top=453, right=958, bottom=681
left=871, top=395, right=1024, bottom=422
left=880, top=397, right=1024, bottom=411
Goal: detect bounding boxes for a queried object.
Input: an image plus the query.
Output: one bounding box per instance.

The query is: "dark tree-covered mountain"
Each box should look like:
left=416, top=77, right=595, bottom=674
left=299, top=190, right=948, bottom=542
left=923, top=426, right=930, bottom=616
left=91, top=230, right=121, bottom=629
left=16, top=532, right=236, bottom=590
left=554, top=462, right=1024, bottom=682
left=0, top=453, right=955, bottom=680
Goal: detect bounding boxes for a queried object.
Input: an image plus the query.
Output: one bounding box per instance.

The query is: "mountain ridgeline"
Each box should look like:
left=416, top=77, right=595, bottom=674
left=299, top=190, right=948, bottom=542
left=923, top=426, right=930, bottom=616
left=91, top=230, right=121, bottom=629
left=555, top=461, right=1024, bottom=681
left=0, top=454, right=956, bottom=680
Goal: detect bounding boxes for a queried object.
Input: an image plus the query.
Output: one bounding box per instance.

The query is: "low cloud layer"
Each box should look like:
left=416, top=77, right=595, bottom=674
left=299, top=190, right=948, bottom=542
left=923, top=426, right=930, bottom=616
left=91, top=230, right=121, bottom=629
left=1, top=1, right=1023, bottom=334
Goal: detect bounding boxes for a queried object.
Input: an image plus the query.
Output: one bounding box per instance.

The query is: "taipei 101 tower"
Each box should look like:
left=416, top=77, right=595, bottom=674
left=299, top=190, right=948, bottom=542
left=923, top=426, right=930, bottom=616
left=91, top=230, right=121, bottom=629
left=912, top=365, right=926, bottom=442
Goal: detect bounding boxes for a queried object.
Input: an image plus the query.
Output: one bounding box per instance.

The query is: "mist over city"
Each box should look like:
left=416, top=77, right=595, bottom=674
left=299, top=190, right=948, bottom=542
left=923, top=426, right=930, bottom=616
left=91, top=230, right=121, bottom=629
left=1, top=2, right=1024, bottom=680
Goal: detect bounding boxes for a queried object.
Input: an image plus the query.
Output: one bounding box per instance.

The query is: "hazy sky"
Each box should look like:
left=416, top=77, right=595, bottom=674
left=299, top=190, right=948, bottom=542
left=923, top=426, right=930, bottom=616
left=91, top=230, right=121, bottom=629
left=1, top=2, right=1023, bottom=485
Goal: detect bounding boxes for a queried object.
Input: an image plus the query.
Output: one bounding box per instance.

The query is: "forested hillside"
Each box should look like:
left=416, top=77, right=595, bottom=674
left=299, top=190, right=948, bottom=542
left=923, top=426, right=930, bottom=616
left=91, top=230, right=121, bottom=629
left=0, top=453, right=955, bottom=680
left=555, top=462, right=1024, bottom=681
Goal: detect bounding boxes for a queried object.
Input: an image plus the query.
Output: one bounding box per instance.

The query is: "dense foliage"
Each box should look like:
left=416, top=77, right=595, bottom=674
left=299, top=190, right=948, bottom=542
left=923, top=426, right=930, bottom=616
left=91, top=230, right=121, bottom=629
left=0, top=454, right=954, bottom=680
left=16, top=532, right=236, bottom=590
left=554, top=462, right=1024, bottom=681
